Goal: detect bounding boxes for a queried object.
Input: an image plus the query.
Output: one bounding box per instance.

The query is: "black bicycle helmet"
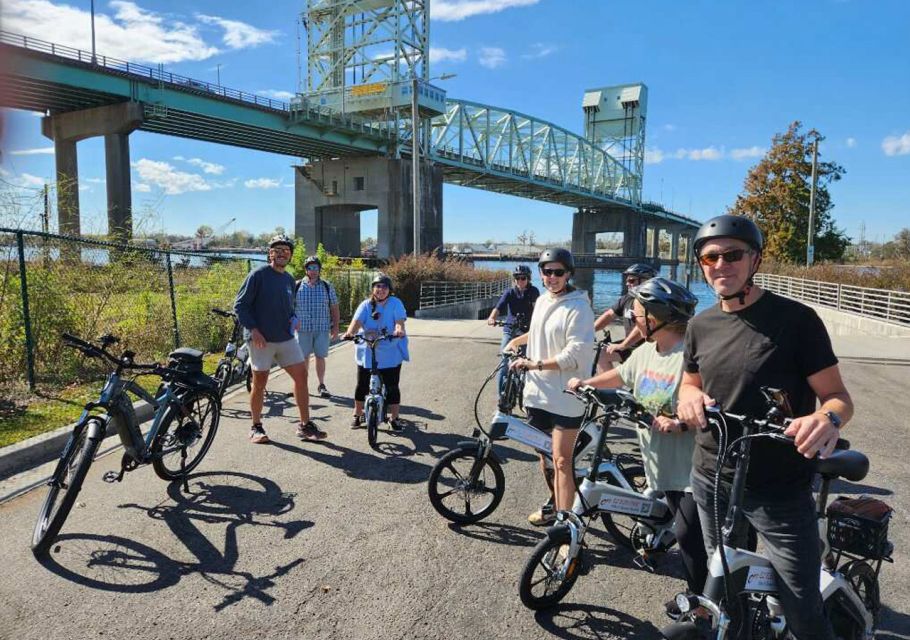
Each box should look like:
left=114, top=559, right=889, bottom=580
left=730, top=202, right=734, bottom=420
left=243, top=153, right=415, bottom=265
left=513, top=265, right=532, bottom=278
left=630, top=277, right=698, bottom=326
left=623, top=263, right=657, bottom=279
left=305, top=255, right=321, bottom=268
left=538, top=248, right=575, bottom=274
left=268, top=233, right=295, bottom=251
left=693, top=215, right=763, bottom=256
left=371, top=273, right=393, bottom=289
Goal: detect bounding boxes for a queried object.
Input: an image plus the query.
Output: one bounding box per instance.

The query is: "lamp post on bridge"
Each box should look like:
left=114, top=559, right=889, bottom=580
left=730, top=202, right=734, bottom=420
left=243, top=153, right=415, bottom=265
left=412, top=72, right=456, bottom=257
left=90, top=0, right=97, bottom=64
left=806, top=129, right=822, bottom=267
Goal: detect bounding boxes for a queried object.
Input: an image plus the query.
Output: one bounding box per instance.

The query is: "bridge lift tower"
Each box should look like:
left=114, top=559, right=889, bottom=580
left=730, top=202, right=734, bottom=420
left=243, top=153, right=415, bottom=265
left=294, top=0, right=448, bottom=258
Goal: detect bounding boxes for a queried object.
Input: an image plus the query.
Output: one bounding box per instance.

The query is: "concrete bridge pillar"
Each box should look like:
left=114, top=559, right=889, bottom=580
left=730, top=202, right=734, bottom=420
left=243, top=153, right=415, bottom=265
left=571, top=207, right=647, bottom=258
left=650, top=224, right=661, bottom=261
left=670, top=230, right=680, bottom=280
left=42, top=102, right=143, bottom=240
left=295, top=157, right=442, bottom=258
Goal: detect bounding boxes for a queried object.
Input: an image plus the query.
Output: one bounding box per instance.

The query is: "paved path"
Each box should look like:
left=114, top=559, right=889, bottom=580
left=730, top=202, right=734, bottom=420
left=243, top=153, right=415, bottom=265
left=0, top=320, right=908, bottom=640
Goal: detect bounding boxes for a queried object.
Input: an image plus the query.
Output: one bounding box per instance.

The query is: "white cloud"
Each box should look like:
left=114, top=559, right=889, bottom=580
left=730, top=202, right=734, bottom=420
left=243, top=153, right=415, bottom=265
left=644, top=148, right=665, bottom=165
left=258, top=89, right=295, bottom=101
left=433, top=0, right=540, bottom=21
left=244, top=178, right=281, bottom=189
left=196, top=14, right=278, bottom=49
left=173, top=155, right=225, bottom=175
left=135, top=183, right=152, bottom=192
left=16, top=173, right=47, bottom=188
left=0, top=1, right=273, bottom=64
left=132, top=158, right=212, bottom=195
left=730, top=146, right=765, bottom=160
left=882, top=132, right=910, bottom=156
left=521, top=43, right=557, bottom=60
left=673, top=146, right=723, bottom=161
left=10, top=146, right=54, bottom=156
left=478, top=46, right=506, bottom=69
left=662, top=124, right=677, bottom=132
left=430, top=47, right=468, bottom=63
left=846, top=137, right=857, bottom=148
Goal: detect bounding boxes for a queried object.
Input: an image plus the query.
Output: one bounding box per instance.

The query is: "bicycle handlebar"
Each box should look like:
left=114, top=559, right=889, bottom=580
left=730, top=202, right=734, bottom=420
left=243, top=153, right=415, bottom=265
left=61, top=333, right=165, bottom=374
left=704, top=403, right=850, bottom=451
left=564, top=385, right=654, bottom=428
left=342, top=333, right=399, bottom=346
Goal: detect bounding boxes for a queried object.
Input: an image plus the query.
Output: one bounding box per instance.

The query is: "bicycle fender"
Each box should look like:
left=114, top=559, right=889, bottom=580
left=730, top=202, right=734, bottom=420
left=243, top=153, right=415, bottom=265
left=456, top=439, right=504, bottom=465
left=660, top=622, right=700, bottom=640
left=544, top=523, right=572, bottom=542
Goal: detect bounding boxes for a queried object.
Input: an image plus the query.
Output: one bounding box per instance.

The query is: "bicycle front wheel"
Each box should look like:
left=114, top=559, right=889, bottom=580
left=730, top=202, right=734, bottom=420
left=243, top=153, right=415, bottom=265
left=427, top=447, right=505, bottom=524
left=366, top=400, right=380, bottom=449
left=214, top=360, right=232, bottom=399
left=32, top=419, right=102, bottom=557
left=151, top=388, right=221, bottom=481
left=518, top=525, right=583, bottom=609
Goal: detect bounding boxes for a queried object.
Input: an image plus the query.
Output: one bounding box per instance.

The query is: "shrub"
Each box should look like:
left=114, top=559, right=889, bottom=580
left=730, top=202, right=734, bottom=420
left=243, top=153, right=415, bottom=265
left=383, top=254, right=509, bottom=314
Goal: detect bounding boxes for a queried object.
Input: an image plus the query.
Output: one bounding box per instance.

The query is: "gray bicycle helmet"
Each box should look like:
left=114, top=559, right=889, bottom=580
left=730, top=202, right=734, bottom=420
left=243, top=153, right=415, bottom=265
left=513, top=265, right=532, bottom=278
left=630, top=277, right=698, bottom=326
left=623, top=263, right=658, bottom=279
left=538, top=248, right=575, bottom=274
left=268, top=233, right=295, bottom=251
left=305, top=255, right=321, bottom=269
left=693, top=215, right=763, bottom=256
left=371, top=273, right=393, bottom=289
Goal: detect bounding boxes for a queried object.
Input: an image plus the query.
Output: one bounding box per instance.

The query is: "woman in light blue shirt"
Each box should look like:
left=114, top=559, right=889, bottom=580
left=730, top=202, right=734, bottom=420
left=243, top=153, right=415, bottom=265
left=341, top=274, right=409, bottom=430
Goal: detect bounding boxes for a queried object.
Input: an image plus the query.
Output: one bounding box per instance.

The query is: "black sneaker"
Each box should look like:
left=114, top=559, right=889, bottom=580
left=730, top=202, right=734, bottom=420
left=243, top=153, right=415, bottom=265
left=350, top=415, right=364, bottom=429
left=388, top=418, right=403, bottom=431
left=249, top=423, right=270, bottom=444
left=297, top=421, right=328, bottom=441
left=318, top=384, right=331, bottom=398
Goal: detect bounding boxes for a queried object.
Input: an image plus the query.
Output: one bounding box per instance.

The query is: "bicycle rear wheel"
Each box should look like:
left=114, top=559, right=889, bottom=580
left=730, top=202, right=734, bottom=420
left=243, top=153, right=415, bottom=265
left=151, top=388, right=220, bottom=481
left=32, top=419, right=102, bottom=557
left=599, top=463, right=647, bottom=549
left=427, top=447, right=505, bottom=524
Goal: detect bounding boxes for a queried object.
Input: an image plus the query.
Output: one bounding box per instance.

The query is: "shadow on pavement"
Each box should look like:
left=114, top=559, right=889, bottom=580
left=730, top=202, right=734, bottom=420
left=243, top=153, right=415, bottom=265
left=534, top=602, right=662, bottom=640
left=270, top=439, right=434, bottom=484
left=38, top=471, right=311, bottom=611
left=445, top=520, right=543, bottom=547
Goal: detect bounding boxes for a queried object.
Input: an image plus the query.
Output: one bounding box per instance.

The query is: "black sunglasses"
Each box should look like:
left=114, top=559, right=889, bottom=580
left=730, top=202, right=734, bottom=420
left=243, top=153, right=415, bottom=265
left=541, top=268, right=567, bottom=277
left=514, top=275, right=528, bottom=281
left=698, top=248, right=751, bottom=267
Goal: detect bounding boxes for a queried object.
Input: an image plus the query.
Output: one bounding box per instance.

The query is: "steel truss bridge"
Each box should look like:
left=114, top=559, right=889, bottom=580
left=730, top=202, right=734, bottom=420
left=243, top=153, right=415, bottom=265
left=0, top=31, right=698, bottom=229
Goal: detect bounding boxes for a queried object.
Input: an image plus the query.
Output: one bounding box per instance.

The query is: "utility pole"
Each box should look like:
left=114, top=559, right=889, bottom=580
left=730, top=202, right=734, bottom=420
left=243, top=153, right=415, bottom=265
left=216, top=64, right=221, bottom=86
left=412, top=76, right=420, bottom=257
left=807, top=131, right=821, bottom=266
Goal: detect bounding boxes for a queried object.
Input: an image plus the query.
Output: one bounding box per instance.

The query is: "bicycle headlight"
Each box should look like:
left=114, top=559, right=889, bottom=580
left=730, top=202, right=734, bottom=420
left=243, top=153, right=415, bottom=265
left=675, top=592, right=697, bottom=614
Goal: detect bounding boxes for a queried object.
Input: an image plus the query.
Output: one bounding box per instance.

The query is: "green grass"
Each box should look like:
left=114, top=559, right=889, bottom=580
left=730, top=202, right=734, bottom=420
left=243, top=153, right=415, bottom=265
left=0, top=354, right=223, bottom=448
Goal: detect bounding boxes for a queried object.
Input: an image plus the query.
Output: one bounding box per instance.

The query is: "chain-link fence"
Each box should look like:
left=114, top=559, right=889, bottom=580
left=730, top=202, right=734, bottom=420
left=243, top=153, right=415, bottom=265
left=0, top=229, right=374, bottom=403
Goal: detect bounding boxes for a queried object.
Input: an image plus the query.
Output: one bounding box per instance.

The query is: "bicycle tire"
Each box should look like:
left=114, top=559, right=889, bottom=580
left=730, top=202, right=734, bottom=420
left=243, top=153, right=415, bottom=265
left=845, top=561, right=880, bottom=627
left=245, top=368, right=252, bottom=393
left=366, top=400, right=379, bottom=449
left=151, top=388, right=220, bottom=481
left=599, top=464, right=648, bottom=549
left=427, top=447, right=505, bottom=524
left=214, top=360, right=232, bottom=399
left=31, top=419, right=102, bottom=557
left=518, top=524, right=583, bottom=609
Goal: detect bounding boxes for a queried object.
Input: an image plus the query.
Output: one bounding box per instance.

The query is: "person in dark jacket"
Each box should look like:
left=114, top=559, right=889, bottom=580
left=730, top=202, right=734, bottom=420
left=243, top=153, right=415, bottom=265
left=487, top=265, right=539, bottom=392
left=234, top=234, right=327, bottom=444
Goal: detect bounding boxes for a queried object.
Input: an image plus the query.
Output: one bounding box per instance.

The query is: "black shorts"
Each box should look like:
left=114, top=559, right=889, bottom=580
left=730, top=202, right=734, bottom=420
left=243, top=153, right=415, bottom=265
left=526, top=407, right=584, bottom=431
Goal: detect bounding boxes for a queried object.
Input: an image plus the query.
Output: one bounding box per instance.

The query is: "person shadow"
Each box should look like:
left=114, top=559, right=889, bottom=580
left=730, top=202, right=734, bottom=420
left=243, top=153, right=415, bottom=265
left=533, top=602, right=663, bottom=640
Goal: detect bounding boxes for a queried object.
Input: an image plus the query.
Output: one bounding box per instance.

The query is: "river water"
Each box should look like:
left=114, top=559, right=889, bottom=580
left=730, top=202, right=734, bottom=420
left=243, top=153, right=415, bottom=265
left=475, top=259, right=718, bottom=314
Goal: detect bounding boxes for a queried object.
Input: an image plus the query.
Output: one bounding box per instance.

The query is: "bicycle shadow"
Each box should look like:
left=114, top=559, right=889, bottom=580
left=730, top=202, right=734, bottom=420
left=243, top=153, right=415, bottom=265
left=877, top=603, right=910, bottom=640
left=269, top=439, right=433, bottom=484
left=37, top=471, right=312, bottom=612
left=533, top=602, right=662, bottom=640
left=445, top=521, right=543, bottom=548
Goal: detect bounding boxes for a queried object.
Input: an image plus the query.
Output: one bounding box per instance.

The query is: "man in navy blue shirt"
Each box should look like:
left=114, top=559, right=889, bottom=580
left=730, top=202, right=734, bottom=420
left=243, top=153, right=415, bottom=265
left=235, top=234, right=327, bottom=444
left=487, top=265, right=539, bottom=391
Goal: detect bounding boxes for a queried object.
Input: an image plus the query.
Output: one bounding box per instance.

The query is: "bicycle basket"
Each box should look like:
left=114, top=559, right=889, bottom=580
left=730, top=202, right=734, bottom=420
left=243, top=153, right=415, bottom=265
left=827, top=496, right=893, bottom=559
left=167, top=348, right=204, bottom=374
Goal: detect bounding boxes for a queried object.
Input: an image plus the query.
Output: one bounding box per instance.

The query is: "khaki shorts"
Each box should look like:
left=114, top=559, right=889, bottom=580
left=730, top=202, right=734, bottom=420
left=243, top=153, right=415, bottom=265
left=249, top=338, right=304, bottom=371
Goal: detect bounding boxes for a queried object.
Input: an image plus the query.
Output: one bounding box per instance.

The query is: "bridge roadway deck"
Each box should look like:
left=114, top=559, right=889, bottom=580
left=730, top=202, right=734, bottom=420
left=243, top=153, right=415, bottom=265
left=0, top=320, right=908, bottom=640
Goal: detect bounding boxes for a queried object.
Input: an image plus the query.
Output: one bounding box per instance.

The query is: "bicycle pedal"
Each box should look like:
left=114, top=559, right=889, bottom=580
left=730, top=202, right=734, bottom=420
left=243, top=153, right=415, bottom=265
left=102, top=470, right=123, bottom=484
left=633, top=552, right=656, bottom=573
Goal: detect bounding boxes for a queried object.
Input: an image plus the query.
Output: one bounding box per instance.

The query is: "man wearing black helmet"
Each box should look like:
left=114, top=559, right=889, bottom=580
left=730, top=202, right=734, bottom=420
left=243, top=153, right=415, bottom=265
left=487, top=264, right=539, bottom=392
left=592, top=263, right=656, bottom=371
left=294, top=255, right=340, bottom=399
left=676, top=214, right=853, bottom=640
left=234, top=234, right=327, bottom=444
left=569, top=278, right=707, bottom=616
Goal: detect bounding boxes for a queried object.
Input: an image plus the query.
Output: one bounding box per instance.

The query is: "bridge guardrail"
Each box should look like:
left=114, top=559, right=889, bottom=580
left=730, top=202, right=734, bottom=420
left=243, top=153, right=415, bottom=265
left=755, top=273, right=910, bottom=326
left=0, top=31, right=393, bottom=140
left=419, top=278, right=511, bottom=310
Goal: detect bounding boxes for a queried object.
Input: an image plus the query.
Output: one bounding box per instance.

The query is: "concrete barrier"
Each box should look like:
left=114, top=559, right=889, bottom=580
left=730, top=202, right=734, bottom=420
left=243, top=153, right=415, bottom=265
left=806, top=303, right=910, bottom=338
left=414, top=296, right=499, bottom=320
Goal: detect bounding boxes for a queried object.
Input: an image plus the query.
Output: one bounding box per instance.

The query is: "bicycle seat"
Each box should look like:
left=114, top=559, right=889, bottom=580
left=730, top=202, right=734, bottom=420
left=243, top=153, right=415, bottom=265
left=816, top=449, right=869, bottom=482
left=169, top=348, right=204, bottom=362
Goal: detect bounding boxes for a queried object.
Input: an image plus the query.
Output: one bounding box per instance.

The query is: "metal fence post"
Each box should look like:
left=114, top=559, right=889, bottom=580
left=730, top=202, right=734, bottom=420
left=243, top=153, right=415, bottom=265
left=165, top=251, right=180, bottom=348
left=16, top=232, right=37, bottom=390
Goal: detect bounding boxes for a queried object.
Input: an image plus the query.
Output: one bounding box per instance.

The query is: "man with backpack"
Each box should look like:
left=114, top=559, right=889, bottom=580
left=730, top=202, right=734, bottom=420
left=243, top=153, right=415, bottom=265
left=294, top=255, right=340, bottom=399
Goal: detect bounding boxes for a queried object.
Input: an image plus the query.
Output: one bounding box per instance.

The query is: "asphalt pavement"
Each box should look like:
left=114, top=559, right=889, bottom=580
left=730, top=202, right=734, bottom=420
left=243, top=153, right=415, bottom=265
left=0, top=319, right=908, bottom=640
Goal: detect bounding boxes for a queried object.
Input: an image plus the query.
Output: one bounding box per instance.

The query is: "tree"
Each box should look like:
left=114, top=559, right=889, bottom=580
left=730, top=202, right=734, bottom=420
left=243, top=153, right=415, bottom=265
left=195, top=224, right=214, bottom=239
left=517, top=230, right=529, bottom=246
left=893, top=228, right=910, bottom=260
left=728, top=121, right=850, bottom=263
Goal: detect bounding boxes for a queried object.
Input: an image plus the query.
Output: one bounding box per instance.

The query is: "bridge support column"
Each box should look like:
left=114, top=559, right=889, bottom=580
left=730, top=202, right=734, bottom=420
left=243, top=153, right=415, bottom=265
left=571, top=207, right=647, bottom=258
left=670, top=231, right=680, bottom=280
left=42, top=102, right=143, bottom=240
left=650, top=225, right=661, bottom=261
left=295, top=156, right=443, bottom=258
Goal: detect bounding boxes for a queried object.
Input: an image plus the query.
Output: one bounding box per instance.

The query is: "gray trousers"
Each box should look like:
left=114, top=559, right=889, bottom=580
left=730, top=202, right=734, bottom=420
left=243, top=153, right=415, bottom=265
left=691, top=471, right=834, bottom=640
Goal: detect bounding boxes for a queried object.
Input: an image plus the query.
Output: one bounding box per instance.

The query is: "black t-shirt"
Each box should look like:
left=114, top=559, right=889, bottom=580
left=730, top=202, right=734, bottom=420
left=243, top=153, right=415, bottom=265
left=684, top=291, right=838, bottom=496
left=609, top=293, right=645, bottom=347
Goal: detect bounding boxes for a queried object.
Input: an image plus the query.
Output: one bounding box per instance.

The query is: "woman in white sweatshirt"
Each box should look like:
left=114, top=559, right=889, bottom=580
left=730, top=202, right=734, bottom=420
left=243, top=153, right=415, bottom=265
left=506, top=248, right=595, bottom=526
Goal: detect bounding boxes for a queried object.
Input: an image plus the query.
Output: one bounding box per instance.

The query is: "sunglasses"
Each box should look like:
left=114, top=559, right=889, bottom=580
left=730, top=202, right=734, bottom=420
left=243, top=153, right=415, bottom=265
left=697, top=248, right=751, bottom=267
left=541, top=268, right=567, bottom=277
left=372, top=283, right=389, bottom=289
left=270, top=246, right=291, bottom=254
left=514, top=275, right=528, bottom=281
left=306, top=264, right=320, bottom=271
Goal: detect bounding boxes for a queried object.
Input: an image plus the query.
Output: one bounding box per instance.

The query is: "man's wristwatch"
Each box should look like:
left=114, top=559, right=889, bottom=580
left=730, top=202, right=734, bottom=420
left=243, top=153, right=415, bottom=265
left=536, top=360, right=544, bottom=371
left=823, top=410, right=843, bottom=429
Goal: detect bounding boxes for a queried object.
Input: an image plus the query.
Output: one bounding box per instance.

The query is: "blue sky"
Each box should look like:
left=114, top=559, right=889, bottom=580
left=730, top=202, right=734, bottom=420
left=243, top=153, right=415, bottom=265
left=2, top=0, right=908, bottom=245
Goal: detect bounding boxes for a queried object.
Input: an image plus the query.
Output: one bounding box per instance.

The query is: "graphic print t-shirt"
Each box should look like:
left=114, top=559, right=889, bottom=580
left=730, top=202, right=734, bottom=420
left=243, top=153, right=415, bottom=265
left=617, top=340, right=695, bottom=491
